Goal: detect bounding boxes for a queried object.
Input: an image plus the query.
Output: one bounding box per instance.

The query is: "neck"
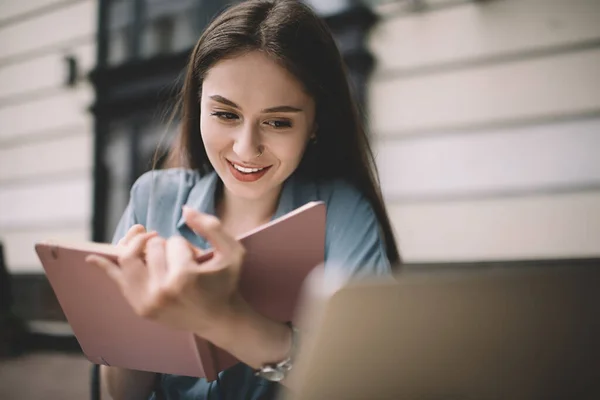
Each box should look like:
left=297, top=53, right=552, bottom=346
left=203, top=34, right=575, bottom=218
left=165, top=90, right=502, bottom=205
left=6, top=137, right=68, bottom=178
left=216, top=183, right=282, bottom=237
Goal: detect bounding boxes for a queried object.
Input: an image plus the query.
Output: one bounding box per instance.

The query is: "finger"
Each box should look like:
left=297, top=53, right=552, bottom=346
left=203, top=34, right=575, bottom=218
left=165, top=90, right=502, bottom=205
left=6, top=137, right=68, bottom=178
left=165, top=236, right=195, bottom=273
left=118, top=224, right=146, bottom=247
left=120, top=232, right=157, bottom=265
left=145, top=236, right=167, bottom=279
left=182, top=206, right=239, bottom=257
left=191, top=246, right=209, bottom=262
left=169, top=237, right=227, bottom=274
left=86, top=255, right=124, bottom=287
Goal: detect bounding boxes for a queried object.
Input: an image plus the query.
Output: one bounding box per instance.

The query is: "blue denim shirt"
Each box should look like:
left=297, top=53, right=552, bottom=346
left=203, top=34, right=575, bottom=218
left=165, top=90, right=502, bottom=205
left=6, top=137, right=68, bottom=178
left=111, top=168, right=392, bottom=400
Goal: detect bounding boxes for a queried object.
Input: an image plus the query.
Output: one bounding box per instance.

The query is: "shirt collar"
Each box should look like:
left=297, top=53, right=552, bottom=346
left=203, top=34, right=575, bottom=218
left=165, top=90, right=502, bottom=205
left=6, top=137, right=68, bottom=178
left=175, top=171, right=219, bottom=248
left=176, top=170, right=318, bottom=247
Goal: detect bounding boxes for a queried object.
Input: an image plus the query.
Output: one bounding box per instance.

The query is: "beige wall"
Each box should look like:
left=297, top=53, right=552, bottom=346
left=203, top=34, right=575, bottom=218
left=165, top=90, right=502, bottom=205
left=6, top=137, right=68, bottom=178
left=0, top=0, right=97, bottom=273
left=367, top=0, right=600, bottom=262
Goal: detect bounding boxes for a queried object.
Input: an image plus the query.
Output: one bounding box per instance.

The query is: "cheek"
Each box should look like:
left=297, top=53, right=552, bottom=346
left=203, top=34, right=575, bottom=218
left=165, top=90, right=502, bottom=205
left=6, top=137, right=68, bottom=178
left=269, top=134, right=309, bottom=164
left=200, top=116, right=229, bottom=153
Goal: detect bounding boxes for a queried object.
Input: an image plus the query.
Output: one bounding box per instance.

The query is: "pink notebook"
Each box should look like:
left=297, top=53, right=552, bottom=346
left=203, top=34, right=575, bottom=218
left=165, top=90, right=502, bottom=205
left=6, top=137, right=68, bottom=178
left=35, top=201, right=326, bottom=381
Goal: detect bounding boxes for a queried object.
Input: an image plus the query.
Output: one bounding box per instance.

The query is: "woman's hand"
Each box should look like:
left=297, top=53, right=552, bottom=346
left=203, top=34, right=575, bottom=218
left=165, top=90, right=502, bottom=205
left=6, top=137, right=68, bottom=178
left=86, top=206, right=246, bottom=336
left=88, top=208, right=292, bottom=374
left=115, top=224, right=155, bottom=249
left=99, top=225, right=160, bottom=400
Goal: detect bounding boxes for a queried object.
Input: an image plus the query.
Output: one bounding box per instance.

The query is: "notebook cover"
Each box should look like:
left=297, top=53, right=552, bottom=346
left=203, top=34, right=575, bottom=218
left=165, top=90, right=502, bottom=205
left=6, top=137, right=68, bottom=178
left=34, top=243, right=212, bottom=377
left=35, top=201, right=325, bottom=381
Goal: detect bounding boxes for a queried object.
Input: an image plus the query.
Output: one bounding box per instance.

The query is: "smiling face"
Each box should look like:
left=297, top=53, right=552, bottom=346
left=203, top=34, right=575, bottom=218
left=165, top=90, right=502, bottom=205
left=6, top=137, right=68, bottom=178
left=199, top=50, right=316, bottom=202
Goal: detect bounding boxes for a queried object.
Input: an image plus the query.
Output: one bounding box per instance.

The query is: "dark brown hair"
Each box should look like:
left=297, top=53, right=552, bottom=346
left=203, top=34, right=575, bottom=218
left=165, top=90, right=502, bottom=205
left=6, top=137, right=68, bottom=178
left=168, top=0, right=401, bottom=266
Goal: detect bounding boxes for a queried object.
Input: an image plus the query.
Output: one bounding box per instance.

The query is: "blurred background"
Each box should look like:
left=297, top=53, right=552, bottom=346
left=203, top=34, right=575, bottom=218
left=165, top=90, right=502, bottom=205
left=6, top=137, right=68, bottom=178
left=1, top=0, right=599, bottom=398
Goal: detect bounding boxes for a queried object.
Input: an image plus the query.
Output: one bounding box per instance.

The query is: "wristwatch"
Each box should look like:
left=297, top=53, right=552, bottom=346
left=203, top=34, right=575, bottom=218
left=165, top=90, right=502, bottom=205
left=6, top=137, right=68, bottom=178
left=255, top=321, right=299, bottom=382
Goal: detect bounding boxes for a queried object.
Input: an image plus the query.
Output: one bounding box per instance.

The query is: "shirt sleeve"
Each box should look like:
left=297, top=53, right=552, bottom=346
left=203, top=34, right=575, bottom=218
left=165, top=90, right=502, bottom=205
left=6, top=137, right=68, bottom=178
left=110, top=201, right=138, bottom=245
left=109, top=172, right=150, bottom=245
left=324, top=181, right=393, bottom=279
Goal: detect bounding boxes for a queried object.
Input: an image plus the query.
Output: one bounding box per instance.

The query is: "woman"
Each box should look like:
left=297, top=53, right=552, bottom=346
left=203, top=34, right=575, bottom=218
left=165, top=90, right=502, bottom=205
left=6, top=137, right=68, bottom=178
left=88, top=0, right=401, bottom=399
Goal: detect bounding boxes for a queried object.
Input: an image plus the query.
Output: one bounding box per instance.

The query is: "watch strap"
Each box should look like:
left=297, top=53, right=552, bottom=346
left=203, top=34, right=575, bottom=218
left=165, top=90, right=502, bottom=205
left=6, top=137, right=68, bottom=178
left=254, top=321, right=298, bottom=382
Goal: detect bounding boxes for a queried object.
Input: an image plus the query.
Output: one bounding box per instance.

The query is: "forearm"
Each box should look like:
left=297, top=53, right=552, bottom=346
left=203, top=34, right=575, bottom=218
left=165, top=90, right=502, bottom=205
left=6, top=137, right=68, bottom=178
left=101, top=365, right=157, bottom=400
left=198, top=298, right=292, bottom=376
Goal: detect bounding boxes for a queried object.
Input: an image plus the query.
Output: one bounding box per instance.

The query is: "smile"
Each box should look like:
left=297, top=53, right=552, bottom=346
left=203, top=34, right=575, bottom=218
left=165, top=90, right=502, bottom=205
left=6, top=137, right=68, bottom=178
left=227, top=160, right=272, bottom=183
left=232, top=163, right=266, bottom=173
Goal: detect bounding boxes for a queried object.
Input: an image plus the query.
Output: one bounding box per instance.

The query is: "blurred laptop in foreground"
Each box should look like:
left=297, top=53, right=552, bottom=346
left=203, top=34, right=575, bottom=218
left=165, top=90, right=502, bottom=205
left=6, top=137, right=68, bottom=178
left=286, top=258, right=600, bottom=400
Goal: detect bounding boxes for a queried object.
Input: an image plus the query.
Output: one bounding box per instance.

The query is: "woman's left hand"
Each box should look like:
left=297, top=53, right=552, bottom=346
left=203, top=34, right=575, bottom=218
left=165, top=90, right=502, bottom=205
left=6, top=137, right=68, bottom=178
left=86, top=205, right=246, bottom=337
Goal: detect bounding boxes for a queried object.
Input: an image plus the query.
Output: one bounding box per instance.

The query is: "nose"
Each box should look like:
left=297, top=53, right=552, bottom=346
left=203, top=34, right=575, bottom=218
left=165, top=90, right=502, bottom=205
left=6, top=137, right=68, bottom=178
left=232, top=123, right=262, bottom=161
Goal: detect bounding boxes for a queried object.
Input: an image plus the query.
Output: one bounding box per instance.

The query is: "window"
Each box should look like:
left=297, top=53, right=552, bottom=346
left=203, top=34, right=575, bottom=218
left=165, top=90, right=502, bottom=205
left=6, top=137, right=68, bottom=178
left=100, top=114, right=177, bottom=241
left=106, top=0, right=136, bottom=65
left=105, top=0, right=216, bottom=66
left=141, top=0, right=201, bottom=58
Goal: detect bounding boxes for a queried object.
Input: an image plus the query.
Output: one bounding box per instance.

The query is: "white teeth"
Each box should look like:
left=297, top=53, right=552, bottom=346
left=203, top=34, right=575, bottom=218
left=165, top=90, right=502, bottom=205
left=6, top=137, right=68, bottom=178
left=232, top=163, right=265, bottom=173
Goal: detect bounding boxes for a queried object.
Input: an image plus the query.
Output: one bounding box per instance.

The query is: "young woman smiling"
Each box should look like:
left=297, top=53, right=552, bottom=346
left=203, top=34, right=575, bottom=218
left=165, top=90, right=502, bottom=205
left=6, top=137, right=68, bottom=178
left=87, top=0, right=401, bottom=399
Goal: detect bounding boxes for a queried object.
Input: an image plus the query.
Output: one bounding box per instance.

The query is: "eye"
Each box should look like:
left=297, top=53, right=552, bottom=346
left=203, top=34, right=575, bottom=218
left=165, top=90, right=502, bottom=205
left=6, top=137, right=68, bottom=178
left=211, top=111, right=239, bottom=121
left=265, top=119, right=292, bottom=129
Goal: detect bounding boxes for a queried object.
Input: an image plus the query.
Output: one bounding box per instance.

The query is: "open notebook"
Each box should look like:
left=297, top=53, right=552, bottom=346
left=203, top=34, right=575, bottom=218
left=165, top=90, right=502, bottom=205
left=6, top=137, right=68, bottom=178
left=35, top=201, right=326, bottom=381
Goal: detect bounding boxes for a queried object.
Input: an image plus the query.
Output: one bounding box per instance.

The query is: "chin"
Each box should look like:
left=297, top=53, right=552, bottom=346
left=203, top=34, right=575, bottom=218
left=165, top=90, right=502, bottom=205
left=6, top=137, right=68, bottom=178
left=232, top=181, right=284, bottom=202
left=219, top=169, right=280, bottom=200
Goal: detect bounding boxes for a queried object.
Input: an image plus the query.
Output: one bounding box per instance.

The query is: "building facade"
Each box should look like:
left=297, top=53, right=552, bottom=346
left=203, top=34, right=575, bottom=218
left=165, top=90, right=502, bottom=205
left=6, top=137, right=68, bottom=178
left=367, top=0, right=600, bottom=263
left=0, top=0, right=97, bottom=332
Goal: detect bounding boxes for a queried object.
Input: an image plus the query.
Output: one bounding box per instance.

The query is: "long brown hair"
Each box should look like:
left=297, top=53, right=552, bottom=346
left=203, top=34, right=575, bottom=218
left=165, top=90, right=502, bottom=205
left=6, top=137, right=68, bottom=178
left=167, top=0, right=401, bottom=266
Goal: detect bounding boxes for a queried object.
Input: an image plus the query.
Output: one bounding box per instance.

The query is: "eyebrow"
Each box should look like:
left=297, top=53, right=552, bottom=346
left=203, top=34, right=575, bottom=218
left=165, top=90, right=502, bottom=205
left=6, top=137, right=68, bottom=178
left=209, top=95, right=303, bottom=113
left=210, top=95, right=239, bottom=109
left=262, top=105, right=303, bottom=113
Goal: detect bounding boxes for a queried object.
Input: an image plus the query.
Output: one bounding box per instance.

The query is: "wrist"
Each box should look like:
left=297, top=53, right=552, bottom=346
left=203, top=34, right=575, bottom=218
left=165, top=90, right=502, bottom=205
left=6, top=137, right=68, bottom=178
left=193, top=293, right=248, bottom=345
left=196, top=295, right=293, bottom=370
left=254, top=321, right=298, bottom=382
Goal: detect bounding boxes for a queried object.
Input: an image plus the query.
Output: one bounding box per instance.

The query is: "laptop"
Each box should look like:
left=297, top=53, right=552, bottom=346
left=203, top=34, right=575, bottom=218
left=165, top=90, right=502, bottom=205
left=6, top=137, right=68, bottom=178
left=285, top=258, right=600, bottom=400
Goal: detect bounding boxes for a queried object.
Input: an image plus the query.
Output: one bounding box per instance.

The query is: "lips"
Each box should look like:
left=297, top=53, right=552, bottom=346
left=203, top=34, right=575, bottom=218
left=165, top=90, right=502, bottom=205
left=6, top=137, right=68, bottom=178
left=227, top=160, right=272, bottom=183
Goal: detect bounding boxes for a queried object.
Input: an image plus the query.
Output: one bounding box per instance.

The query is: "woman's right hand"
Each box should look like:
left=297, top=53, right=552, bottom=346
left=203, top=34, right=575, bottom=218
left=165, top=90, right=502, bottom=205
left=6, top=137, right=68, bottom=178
left=116, top=224, right=157, bottom=250
left=101, top=224, right=159, bottom=400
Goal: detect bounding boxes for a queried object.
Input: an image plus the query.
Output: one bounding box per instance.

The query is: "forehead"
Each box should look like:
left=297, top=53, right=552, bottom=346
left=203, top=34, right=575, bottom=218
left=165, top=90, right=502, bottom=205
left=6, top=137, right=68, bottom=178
left=201, top=51, right=312, bottom=108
